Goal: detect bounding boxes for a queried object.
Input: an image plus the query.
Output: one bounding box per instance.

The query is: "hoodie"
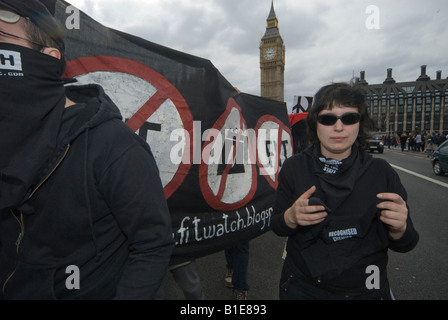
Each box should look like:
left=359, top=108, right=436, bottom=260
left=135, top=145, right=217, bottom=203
left=0, top=84, right=174, bottom=300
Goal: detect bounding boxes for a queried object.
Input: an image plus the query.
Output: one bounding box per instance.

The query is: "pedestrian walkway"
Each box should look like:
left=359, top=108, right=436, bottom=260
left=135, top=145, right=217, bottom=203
left=382, top=147, right=430, bottom=159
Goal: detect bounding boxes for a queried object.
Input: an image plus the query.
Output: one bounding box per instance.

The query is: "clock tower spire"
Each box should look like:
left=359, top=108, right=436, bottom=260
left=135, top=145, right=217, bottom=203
left=260, top=0, right=285, bottom=102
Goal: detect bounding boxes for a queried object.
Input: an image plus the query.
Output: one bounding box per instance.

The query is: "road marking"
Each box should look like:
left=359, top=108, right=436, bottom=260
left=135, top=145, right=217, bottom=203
left=390, top=164, right=448, bottom=189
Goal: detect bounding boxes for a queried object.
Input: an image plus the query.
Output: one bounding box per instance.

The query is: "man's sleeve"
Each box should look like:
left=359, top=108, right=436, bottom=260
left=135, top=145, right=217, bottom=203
left=99, top=142, right=175, bottom=300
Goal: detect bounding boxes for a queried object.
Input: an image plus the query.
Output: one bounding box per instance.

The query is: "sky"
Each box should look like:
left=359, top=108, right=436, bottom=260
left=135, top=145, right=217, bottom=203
left=66, top=0, right=448, bottom=111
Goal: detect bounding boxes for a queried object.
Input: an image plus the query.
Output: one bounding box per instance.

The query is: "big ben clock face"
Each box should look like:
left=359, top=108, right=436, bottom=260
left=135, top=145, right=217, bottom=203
left=264, top=48, right=276, bottom=60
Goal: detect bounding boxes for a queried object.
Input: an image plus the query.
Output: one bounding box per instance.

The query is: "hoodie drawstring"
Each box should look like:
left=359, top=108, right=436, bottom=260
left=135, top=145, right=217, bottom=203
left=83, top=128, right=102, bottom=262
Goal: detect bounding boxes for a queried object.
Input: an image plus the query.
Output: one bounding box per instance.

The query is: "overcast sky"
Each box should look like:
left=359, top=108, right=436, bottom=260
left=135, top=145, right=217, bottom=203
left=66, top=0, right=448, bottom=110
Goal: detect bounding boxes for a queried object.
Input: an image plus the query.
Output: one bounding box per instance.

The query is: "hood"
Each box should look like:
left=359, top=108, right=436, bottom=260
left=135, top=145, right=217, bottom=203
left=63, top=84, right=123, bottom=143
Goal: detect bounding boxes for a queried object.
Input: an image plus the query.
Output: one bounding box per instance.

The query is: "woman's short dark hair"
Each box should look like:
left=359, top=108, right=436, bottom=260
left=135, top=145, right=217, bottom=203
left=306, top=82, right=374, bottom=150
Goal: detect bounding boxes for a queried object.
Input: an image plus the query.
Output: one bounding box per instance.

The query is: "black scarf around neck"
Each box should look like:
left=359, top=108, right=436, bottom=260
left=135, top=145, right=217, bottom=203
left=0, top=43, right=66, bottom=209
left=299, top=144, right=379, bottom=280
left=310, top=143, right=372, bottom=212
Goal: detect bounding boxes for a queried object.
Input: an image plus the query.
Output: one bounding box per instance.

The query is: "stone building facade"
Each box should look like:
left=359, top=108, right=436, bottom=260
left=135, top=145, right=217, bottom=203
left=357, top=66, right=448, bottom=135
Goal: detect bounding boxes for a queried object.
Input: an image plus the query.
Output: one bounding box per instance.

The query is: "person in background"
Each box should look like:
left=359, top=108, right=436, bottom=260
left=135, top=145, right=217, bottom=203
left=415, top=132, right=422, bottom=152
left=426, top=131, right=435, bottom=157
left=224, top=242, right=250, bottom=300
left=400, top=132, right=408, bottom=152
left=0, top=0, right=174, bottom=300
left=271, top=82, right=419, bottom=300
left=156, top=260, right=204, bottom=300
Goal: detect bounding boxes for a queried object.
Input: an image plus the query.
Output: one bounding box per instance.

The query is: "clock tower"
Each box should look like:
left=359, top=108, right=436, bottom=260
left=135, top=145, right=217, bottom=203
left=260, top=0, right=285, bottom=102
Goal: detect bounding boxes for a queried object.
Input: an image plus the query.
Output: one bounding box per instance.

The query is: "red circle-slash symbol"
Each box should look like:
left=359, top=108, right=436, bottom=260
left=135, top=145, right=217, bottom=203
left=255, top=115, right=292, bottom=189
left=64, top=56, right=194, bottom=199
left=199, top=98, right=257, bottom=211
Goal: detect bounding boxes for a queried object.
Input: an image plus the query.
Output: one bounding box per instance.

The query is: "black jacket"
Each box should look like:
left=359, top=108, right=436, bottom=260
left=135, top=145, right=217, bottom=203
left=272, top=145, right=419, bottom=295
left=0, top=85, right=174, bottom=300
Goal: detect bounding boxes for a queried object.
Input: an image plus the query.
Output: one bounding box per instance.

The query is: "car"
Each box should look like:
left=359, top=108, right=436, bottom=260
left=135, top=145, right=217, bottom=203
left=431, top=140, right=448, bottom=176
left=367, top=136, right=384, bottom=153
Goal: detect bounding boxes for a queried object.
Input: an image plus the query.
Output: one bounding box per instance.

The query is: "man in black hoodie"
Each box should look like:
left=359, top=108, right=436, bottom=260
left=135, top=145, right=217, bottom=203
left=0, top=0, right=174, bottom=299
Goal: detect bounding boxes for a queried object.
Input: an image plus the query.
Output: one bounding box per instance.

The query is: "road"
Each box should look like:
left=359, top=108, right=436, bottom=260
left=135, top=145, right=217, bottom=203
left=163, top=147, right=448, bottom=300
left=381, top=147, right=448, bottom=300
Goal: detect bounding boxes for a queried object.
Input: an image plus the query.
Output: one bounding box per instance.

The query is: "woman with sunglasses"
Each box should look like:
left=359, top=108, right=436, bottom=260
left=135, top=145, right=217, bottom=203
left=272, top=82, right=419, bottom=300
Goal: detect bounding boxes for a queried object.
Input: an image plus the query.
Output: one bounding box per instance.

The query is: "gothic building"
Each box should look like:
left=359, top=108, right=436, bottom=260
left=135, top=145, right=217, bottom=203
left=260, top=1, right=285, bottom=102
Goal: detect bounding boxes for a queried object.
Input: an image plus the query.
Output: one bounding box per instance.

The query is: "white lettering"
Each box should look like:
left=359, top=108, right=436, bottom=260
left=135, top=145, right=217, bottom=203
left=65, top=5, right=80, bottom=30
left=180, top=304, right=214, bottom=318
left=365, top=5, right=381, bottom=30
left=173, top=206, right=273, bottom=245
left=202, top=128, right=222, bottom=165
left=0, top=50, right=22, bottom=71
left=169, top=121, right=290, bottom=176
left=65, top=265, right=80, bottom=290
left=365, top=265, right=380, bottom=290
left=169, top=128, right=188, bottom=165
left=328, top=228, right=358, bottom=242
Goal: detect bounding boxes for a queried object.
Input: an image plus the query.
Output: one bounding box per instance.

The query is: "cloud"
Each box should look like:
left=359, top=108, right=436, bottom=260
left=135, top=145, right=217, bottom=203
left=67, top=0, right=448, bottom=107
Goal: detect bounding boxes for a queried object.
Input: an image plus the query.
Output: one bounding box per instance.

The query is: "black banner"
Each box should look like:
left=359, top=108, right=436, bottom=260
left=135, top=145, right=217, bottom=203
left=56, top=1, right=292, bottom=263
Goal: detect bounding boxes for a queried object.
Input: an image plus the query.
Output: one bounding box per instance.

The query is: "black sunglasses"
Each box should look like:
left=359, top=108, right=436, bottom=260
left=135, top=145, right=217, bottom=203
left=317, top=113, right=361, bottom=126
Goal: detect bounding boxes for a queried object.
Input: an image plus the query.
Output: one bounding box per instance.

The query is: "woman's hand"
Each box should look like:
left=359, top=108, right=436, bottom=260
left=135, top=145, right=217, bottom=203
left=284, top=186, right=328, bottom=229
left=377, top=193, right=408, bottom=240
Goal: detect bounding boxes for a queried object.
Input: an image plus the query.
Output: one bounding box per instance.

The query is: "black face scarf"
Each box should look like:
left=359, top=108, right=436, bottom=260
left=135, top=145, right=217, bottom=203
left=0, top=42, right=66, bottom=209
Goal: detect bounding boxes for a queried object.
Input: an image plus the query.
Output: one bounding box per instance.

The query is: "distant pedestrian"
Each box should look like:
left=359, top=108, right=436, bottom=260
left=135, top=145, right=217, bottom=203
left=434, top=132, right=444, bottom=146
left=426, top=133, right=435, bottom=157
left=415, top=133, right=422, bottom=152
left=224, top=242, right=250, bottom=300
left=156, top=260, right=204, bottom=300
left=400, top=133, right=408, bottom=152
left=408, top=134, right=414, bottom=151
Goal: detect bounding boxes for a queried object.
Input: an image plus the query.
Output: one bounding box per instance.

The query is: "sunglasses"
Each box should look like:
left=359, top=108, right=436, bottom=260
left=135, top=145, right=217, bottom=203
left=0, top=8, right=20, bottom=23
left=0, top=8, right=46, bottom=47
left=317, top=113, right=361, bottom=126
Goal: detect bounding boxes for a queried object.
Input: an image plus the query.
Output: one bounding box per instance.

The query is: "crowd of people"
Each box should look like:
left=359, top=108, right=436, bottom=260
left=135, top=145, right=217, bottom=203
left=1, top=0, right=420, bottom=301
left=382, top=131, right=447, bottom=156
